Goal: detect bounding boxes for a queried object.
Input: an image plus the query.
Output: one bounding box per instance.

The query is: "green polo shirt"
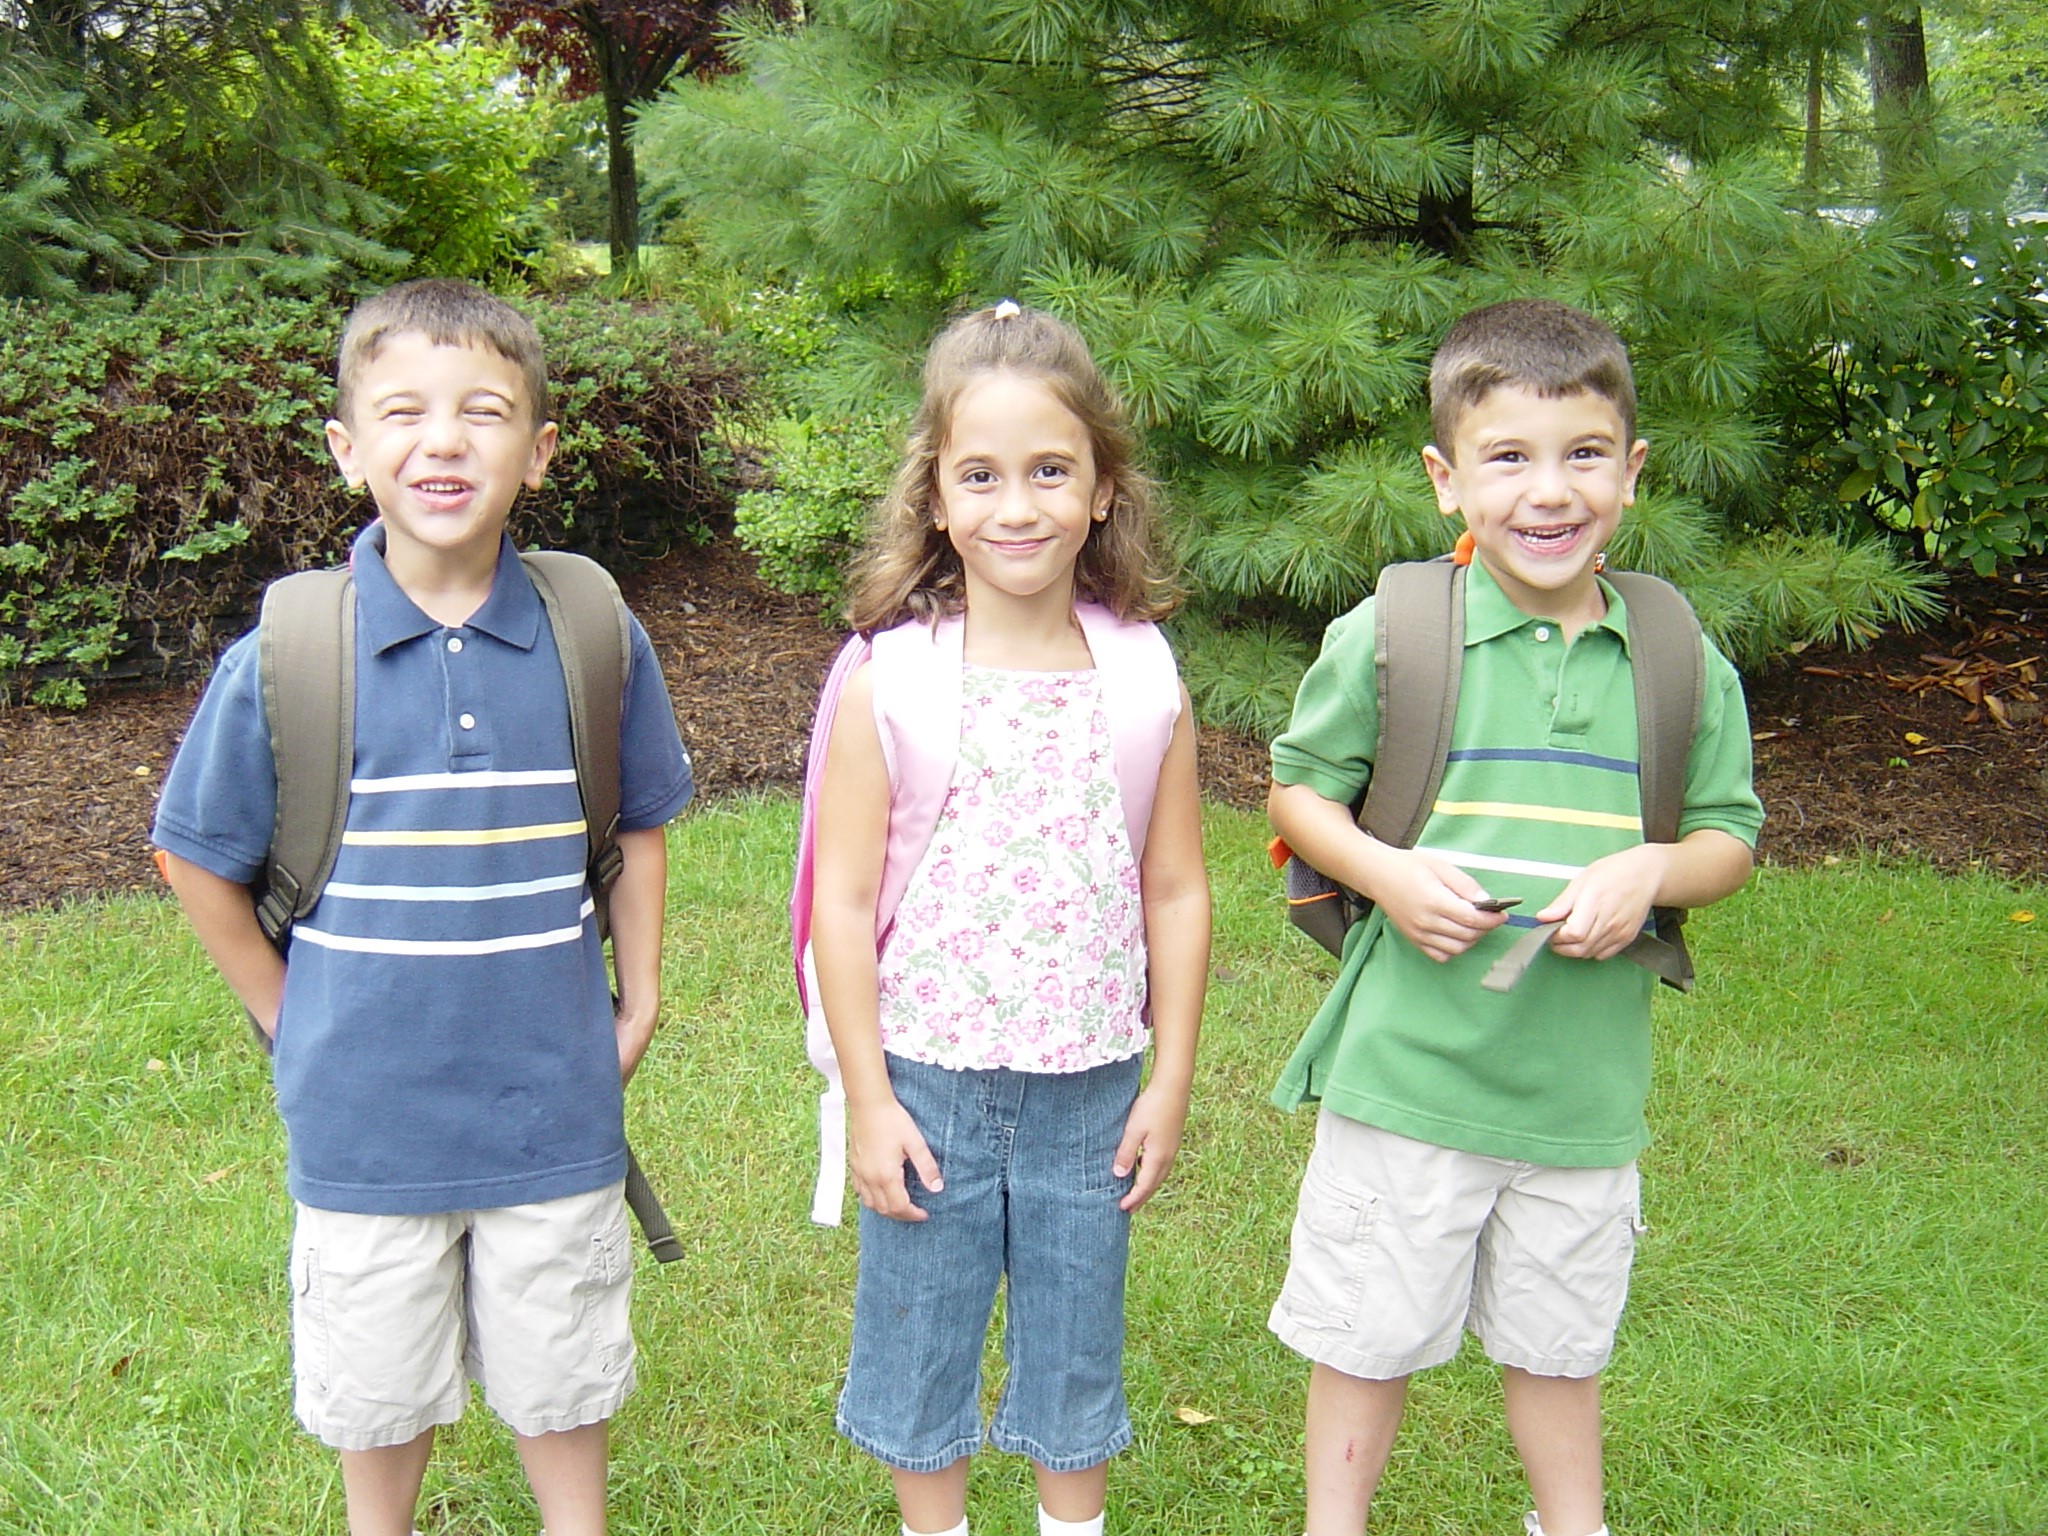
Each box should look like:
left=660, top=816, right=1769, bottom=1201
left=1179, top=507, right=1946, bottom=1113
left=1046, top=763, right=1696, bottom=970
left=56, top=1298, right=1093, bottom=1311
left=1270, top=559, right=1764, bottom=1166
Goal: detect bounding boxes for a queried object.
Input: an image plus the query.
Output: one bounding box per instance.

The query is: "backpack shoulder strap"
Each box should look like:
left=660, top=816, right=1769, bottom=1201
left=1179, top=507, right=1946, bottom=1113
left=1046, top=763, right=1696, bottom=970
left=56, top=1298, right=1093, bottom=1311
left=1603, top=571, right=1703, bottom=845
left=1361, top=559, right=1466, bottom=849
left=1605, top=570, right=1706, bottom=992
left=520, top=550, right=631, bottom=934
left=255, top=567, right=355, bottom=945
left=792, top=632, right=874, bottom=1019
left=1076, top=604, right=1180, bottom=863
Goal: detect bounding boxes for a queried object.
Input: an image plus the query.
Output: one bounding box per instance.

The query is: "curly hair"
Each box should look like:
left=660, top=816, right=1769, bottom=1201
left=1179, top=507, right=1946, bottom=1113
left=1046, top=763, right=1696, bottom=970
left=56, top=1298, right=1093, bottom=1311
left=841, top=303, right=1178, bottom=633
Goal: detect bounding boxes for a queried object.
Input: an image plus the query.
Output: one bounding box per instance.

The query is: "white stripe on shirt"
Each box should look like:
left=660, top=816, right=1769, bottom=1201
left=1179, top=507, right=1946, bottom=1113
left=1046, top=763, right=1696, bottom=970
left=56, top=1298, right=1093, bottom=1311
left=292, top=900, right=596, bottom=956
left=349, top=769, right=579, bottom=794
left=1414, top=847, right=1587, bottom=882
left=321, top=872, right=587, bottom=903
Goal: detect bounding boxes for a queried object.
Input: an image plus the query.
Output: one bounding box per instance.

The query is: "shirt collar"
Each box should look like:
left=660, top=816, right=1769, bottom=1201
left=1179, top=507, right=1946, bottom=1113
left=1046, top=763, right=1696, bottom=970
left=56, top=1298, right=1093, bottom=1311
left=349, top=522, right=542, bottom=654
left=1459, top=556, right=1631, bottom=649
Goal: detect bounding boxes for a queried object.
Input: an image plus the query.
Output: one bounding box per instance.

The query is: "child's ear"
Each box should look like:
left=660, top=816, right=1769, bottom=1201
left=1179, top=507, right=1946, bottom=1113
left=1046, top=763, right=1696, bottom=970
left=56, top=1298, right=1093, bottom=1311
left=1421, top=444, right=1460, bottom=515
left=524, top=420, right=559, bottom=491
left=1621, top=437, right=1648, bottom=504
left=324, top=419, right=364, bottom=489
left=1092, top=476, right=1113, bottom=522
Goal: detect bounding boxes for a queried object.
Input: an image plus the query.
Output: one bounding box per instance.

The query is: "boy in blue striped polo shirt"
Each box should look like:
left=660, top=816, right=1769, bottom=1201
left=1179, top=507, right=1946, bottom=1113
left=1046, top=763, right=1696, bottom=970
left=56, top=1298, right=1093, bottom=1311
left=153, top=279, right=693, bottom=1536
left=1267, top=301, right=1763, bottom=1536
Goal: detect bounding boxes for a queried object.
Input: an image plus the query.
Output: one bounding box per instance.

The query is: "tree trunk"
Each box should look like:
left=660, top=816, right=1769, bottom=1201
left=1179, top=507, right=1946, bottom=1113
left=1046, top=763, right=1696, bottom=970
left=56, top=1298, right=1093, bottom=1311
left=1416, top=177, right=1475, bottom=257
left=1865, top=5, right=1930, bottom=199
left=593, top=25, right=640, bottom=275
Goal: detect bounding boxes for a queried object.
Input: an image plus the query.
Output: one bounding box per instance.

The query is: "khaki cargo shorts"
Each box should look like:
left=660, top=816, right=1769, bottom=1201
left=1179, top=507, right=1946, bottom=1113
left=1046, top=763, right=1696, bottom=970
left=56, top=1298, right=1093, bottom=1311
left=1270, top=1112, right=1642, bottom=1381
left=290, top=1180, right=634, bottom=1450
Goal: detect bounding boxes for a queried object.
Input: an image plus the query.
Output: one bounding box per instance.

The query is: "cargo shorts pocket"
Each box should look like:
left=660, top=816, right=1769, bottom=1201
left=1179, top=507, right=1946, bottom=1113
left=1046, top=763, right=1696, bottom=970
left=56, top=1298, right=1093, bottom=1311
left=291, top=1242, right=330, bottom=1392
left=585, top=1206, right=633, bottom=1377
left=1277, top=1161, right=1378, bottom=1331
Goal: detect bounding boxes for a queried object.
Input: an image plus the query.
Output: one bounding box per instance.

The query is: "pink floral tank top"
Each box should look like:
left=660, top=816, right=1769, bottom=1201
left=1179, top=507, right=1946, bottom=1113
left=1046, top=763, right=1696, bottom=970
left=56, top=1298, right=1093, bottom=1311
left=876, top=665, right=1148, bottom=1072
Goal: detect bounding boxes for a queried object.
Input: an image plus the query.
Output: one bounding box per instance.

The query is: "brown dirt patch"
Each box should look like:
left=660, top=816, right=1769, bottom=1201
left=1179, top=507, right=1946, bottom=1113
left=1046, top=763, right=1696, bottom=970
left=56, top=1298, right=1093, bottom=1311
left=4, top=544, right=2045, bottom=913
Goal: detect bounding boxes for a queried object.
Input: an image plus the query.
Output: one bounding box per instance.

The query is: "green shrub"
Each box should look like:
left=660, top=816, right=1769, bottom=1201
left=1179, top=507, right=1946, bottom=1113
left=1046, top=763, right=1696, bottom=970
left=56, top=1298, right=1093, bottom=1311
left=328, top=23, right=559, bottom=281
left=0, top=289, right=744, bottom=704
left=732, top=413, right=897, bottom=598
left=1816, top=225, right=2048, bottom=577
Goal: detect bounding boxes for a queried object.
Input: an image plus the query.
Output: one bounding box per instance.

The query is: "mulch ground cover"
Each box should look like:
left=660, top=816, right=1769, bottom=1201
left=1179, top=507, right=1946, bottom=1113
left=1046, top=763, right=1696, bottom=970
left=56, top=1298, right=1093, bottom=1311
left=4, top=540, right=2043, bottom=912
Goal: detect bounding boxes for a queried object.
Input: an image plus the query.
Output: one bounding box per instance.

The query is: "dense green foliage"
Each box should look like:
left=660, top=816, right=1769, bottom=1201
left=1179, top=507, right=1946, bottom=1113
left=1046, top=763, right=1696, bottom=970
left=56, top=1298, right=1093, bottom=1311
left=4, top=1, right=410, bottom=294
left=0, top=43, right=151, bottom=298
left=0, top=291, right=744, bottom=706
left=637, top=1, right=2013, bottom=732
left=327, top=23, right=561, bottom=281
left=2, top=4, right=582, bottom=296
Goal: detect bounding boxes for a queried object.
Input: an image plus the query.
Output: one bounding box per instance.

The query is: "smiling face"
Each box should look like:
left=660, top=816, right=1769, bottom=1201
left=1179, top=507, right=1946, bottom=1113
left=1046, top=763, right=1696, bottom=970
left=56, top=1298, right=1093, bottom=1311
left=324, top=331, right=556, bottom=577
left=1423, top=384, right=1647, bottom=634
left=933, top=370, right=1111, bottom=616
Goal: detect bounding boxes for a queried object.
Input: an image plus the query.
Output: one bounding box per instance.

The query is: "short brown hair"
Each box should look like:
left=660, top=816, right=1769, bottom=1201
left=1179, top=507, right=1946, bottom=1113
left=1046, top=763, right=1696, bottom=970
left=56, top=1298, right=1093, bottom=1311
left=1428, top=299, right=1635, bottom=458
left=334, top=278, right=550, bottom=426
left=843, top=303, right=1177, bottom=632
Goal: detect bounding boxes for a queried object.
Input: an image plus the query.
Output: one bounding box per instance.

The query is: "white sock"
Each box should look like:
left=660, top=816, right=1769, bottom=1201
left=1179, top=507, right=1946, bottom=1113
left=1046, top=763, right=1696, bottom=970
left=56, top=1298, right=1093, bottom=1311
left=1524, top=1520, right=1609, bottom=1536
left=1038, top=1508, right=1104, bottom=1536
left=903, top=1520, right=967, bottom=1536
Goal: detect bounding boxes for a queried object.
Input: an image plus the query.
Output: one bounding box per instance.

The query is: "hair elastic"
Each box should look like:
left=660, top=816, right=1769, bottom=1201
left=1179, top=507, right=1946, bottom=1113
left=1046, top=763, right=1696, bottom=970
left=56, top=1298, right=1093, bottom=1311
left=991, top=299, right=1023, bottom=320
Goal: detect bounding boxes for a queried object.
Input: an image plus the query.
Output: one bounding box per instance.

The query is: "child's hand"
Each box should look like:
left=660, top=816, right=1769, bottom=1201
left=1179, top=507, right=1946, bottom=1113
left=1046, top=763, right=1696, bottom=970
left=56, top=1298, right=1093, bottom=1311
left=849, top=1097, right=943, bottom=1223
left=1536, top=843, right=1665, bottom=961
left=1372, top=846, right=1510, bottom=963
left=1114, top=1079, right=1190, bottom=1213
left=615, top=996, right=659, bottom=1084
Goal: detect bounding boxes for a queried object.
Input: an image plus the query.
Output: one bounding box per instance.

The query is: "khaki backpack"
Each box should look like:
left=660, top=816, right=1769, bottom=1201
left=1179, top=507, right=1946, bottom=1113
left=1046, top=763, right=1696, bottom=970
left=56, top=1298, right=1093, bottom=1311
left=1272, top=557, right=1705, bottom=993
left=254, top=550, right=681, bottom=1262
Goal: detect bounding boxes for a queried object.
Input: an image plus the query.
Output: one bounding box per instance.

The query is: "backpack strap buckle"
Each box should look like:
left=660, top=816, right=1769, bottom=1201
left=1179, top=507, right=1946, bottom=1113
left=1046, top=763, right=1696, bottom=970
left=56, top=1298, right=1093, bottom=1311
left=254, top=868, right=301, bottom=946
left=589, top=824, right=625, bottom=896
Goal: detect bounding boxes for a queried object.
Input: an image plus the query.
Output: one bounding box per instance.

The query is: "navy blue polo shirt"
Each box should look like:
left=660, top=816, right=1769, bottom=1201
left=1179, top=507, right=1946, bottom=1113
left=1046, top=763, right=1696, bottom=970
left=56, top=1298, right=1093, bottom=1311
left=154, top=525, right=693, bottom=1214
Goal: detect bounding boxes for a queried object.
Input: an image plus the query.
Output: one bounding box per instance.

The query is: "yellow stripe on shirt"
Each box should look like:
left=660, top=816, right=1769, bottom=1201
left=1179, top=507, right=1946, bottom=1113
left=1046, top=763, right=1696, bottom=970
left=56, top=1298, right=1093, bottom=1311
left=1431, top=800, right=1642, bottom=832
left=341, top=819, right=587, bottom=847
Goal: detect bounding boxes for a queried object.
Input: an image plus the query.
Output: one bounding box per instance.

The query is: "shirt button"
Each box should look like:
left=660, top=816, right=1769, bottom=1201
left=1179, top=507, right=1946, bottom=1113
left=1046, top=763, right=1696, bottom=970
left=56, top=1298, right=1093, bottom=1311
left=1534, top=626, right=1551, bottom=642
left=447, top=636, right=464, bottom=653
left=458, top=713, right=476, bottom=730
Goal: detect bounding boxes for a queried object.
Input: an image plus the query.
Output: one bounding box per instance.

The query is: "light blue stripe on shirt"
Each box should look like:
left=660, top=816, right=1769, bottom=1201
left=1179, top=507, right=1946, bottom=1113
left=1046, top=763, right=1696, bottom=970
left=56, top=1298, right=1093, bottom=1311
left=1446, top=747, right=1638, bottom=774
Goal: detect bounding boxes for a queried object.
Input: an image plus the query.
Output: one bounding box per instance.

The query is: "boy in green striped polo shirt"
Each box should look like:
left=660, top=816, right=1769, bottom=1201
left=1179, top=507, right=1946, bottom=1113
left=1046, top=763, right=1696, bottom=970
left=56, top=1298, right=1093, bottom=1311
left=1267, top=300, right=1764, bottom=1536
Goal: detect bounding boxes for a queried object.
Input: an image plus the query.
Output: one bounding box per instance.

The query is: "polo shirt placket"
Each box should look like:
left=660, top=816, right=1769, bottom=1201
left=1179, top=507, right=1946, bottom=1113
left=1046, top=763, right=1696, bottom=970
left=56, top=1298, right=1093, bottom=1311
left=442, top=629, right=497, bottom=768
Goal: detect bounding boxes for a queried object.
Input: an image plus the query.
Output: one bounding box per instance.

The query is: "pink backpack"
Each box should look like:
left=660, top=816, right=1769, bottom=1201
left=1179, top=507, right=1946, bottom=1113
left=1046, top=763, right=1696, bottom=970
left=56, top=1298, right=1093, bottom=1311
left=790, top=604, right=1182, bottom=1224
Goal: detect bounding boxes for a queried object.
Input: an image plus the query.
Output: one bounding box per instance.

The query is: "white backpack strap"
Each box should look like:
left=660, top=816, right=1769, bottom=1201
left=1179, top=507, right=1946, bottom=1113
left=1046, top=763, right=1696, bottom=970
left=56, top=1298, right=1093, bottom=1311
left=803, top=946, right=847, bottom=1226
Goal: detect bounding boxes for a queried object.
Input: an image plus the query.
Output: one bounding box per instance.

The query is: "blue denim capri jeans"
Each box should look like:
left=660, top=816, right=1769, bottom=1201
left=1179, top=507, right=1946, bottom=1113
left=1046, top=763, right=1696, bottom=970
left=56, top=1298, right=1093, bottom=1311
left=836, top=1051, right=1142, bottom=1473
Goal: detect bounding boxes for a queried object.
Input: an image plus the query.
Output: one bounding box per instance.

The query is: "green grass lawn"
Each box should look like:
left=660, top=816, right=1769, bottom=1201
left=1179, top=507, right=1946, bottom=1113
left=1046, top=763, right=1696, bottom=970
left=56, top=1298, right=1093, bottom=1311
left=2, top=801, right=2043, bottom=1534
